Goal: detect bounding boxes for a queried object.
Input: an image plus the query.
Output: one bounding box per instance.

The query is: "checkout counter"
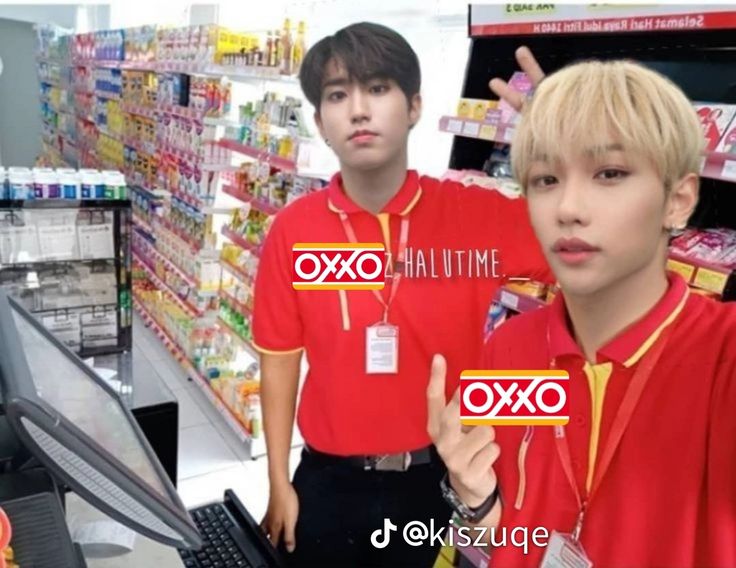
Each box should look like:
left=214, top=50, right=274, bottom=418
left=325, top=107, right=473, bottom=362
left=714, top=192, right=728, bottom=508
left=0, top=290, right=200, bottom=567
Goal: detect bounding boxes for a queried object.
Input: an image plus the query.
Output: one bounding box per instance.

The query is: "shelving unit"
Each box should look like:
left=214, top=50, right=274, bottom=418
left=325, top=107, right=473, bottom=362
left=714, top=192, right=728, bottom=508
left=0, top=199, right=132, bottom=357
left=37, top=23, right=319, bottom=459
left=222, top=184, right=281, bottom=215
left=217, top=139, right=297, bottom=173
left=133, top=298, right=265, bottom=456
left=221, top=226, right=262, bottom=256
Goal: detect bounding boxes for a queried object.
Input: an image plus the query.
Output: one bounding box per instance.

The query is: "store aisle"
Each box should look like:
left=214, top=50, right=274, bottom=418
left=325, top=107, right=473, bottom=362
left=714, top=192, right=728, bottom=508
left=131, top=314, right=302, bottom=522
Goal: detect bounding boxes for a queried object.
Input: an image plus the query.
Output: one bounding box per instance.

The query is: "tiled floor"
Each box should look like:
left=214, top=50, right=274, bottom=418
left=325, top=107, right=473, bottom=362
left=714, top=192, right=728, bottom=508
left=131, top=314, right=303, bottom=523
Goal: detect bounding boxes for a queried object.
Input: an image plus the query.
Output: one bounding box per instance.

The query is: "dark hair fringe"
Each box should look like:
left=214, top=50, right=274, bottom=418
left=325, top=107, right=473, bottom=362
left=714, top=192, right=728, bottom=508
left=299, top=22, right=421, bottom=110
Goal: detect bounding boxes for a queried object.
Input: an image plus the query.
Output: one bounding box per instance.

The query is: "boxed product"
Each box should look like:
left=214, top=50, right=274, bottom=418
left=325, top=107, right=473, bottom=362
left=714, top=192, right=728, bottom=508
left=457, top=98, right=497, bottom=121
left=670, top=228, right=736, bottom=269
left=693, top=103, right=736, bottom=152
left=498, top=71, right=533, bottom=125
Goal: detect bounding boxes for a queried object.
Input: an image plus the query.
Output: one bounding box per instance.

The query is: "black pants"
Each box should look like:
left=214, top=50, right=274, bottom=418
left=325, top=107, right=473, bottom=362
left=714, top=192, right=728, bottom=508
left=280, top=447, right=452, bottom=568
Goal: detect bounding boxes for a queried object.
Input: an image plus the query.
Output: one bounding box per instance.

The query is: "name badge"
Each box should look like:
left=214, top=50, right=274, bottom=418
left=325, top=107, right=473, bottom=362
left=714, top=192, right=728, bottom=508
left=540, top=531, right=593, bottom=568
left=366, top=323, right=399, bottom=374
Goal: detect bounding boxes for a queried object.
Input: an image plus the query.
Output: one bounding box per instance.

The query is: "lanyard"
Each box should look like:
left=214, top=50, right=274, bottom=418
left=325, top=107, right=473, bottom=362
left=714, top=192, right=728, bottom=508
left=338, top=212, right=410, bottom=323
left=551, top=322, right=675, bottom=542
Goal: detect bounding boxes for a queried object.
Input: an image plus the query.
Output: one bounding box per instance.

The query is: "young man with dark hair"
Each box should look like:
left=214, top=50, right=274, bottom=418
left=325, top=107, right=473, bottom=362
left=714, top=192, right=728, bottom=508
left=253, top=22, right=549, bottom=567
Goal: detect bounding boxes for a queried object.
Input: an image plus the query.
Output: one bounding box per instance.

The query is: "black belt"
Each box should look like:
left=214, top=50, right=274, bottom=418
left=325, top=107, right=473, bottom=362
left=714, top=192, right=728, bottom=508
left=304, top=445, right=438, bottom=472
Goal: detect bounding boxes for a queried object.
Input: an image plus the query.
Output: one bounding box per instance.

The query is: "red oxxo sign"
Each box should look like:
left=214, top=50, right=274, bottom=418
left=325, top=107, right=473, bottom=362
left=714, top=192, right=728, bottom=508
left=460, top=371, right=570, bottom=426
left=292, top=243, right=386, bottom=290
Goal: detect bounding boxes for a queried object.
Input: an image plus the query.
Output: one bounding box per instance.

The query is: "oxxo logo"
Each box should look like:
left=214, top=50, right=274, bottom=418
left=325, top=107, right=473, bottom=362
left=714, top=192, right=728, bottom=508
left=292, top=243, right=386, bottom=290
left=460, top=371, right=569, bottom=426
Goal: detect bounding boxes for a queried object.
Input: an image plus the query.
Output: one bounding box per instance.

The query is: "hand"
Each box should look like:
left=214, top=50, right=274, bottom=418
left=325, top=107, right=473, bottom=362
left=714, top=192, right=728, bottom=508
left=261, top=481, right=299, bottom=553
left=427, top=354, right=500, bottom=508
left=489, top=46, right=546, bottom=112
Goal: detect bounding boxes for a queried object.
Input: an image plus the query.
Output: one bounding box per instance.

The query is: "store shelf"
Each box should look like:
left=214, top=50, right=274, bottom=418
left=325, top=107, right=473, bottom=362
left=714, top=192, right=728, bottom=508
left=129, top=183, right=166, bottom=202
left=160, top=143, right=203, bottom=165
left=121, top=103, right=157, bottom=120
left=216, top=316, right=258, bottom=358
left=132, top=250, right=203, bottom=318
left=203, top=116, right=243, bottom=128
left=157, top=61, right=299, bottom=84
left=157, top=217, right=204, bottom=252
left=74, top=59, right=125, bottom=69
left=94, top=90, right=122, bottom=101
left=221, top=184, right=281, bottom=215
left=217, top=139, right=297, bottom=173
left=133, top=297, right=259, bottom=449
left=220, top=289, right=253, bottom=318
left=143, top=240, right=201, bottom=291
left=133, top=216, right=156, bottom=238
left=97, top=126, right=124, bottom=142
left=201, top=163, right=241, bottom=172
left=220, top=258, right=255, bottom=287
left=439, top=115, right=516, bottom=145
left=221, top=226, right=262, bottom=257
left=496, top=287, right=547, bottom=313
left=158, top=104, right=206, bottom=122
left=125, top=136, right=157, bottom=157
left=667, top=252, right=735, bottom=295
left=0, top=256, right=115, bottom=268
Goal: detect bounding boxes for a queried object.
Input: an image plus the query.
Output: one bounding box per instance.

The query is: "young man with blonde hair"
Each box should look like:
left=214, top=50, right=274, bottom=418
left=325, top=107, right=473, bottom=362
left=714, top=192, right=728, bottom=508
left=428, top=59, right=736, bottom=567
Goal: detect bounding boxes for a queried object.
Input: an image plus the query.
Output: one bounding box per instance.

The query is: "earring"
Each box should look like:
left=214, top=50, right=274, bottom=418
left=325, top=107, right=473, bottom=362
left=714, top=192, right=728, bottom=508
left=324, top=139, right=331, bottom=147
left=667, top=223, right=686, bottom=237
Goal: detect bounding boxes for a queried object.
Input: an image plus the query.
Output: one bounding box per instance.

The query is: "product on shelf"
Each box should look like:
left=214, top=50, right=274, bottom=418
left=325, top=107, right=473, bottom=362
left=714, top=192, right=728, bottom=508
left=124, top=25, right=158, bottom=62
left=292, top=21, right=306, bottom=75
left=694, top=103, right=736, bottom=152
left=3, top=167, right=125, bottom=200
left=457, top=98, right=498, bottom=120
left=220, top=243, right=259, bottom=283
left=670, top=228, right=736, bottom=270
left=122, top=69, right=158, bottom=106
left=225, top=206, right=272, bottom=248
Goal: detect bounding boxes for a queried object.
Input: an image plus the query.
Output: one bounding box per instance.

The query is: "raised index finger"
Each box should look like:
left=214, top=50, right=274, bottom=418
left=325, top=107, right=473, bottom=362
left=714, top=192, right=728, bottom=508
left=427, top=354, right=448, bottom=438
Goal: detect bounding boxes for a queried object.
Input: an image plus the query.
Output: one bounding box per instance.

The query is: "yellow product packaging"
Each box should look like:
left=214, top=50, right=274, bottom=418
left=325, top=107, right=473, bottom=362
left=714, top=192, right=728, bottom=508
left=505, top=280, right=548, bottom=299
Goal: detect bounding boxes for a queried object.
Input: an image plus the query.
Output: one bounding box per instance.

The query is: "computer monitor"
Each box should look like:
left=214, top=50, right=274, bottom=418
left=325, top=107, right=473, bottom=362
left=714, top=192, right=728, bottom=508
left=0, top=290, right=202, bottom=550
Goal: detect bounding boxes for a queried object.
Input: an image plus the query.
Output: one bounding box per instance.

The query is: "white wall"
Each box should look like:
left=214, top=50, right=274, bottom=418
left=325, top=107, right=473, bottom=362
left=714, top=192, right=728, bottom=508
left=217, top=0, right=471, bottom=177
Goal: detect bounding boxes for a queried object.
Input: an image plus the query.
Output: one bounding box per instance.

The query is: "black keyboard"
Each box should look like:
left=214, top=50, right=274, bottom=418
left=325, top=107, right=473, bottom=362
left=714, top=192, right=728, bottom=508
left=179, top=503, right=253, bottom=568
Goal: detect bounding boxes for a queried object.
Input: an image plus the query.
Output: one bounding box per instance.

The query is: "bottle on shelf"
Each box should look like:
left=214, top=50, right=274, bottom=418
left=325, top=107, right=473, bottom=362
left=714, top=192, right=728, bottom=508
left=292, top=21, right=306, bottom=75
left=279, top=19, right=293, bottom=75
left=270, top=31, right=280, bottom=68
left=265, top=31, right=274, bottom=68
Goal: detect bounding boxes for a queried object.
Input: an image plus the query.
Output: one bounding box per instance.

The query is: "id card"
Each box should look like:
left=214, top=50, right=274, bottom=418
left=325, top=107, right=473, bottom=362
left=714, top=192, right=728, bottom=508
left=366, top=323, right=399, bottom=374
left=540, top=531, right=593, bottom=568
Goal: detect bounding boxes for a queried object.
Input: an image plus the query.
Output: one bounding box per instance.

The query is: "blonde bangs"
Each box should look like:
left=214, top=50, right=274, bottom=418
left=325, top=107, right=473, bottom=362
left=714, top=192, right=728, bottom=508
left=511, top=60, right=704, bottom=191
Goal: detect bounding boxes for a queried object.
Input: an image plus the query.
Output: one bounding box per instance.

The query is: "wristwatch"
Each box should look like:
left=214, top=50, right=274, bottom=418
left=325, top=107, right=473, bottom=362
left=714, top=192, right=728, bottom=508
left=440, top=473, right=500, bottom=524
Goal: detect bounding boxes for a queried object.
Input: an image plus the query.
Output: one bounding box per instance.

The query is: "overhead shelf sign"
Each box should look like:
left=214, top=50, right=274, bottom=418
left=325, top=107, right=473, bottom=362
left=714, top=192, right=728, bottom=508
left=470, top=5, right=736, bottom=36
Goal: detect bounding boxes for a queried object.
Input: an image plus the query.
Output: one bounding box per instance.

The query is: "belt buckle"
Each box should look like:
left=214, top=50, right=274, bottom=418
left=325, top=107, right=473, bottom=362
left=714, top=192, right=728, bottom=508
left=369, top=452, right=412, bottom=472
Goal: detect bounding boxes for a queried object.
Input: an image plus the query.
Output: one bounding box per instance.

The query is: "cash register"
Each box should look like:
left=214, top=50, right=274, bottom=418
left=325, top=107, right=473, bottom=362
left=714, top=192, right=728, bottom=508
left=0, top=290, right=284, bottom=567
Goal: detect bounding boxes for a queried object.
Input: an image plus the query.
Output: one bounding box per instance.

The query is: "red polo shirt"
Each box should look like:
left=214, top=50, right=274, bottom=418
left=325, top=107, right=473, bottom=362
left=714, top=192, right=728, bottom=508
left=484, top=273, right=736, bottom=567
left=253, top=170, right=551, bottom=455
